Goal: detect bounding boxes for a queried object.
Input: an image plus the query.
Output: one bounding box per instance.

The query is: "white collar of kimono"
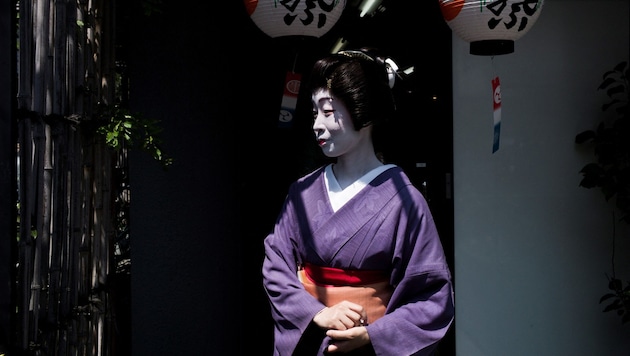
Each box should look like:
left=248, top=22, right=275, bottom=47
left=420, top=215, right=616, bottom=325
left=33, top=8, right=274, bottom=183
left=325, top=163, right=396, bottom=212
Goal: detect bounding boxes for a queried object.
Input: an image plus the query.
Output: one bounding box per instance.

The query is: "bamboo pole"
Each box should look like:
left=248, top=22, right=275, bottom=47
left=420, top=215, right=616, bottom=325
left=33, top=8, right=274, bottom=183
left=16, top=117, right=33, bottom=350
left=29, top=117, right=46, bottom=350
left=15, top=0, right=122, bottom=353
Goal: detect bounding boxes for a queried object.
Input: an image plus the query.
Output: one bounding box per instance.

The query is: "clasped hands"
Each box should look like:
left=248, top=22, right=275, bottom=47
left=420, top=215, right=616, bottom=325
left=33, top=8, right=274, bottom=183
left=312, top=300, right=370, bottom=353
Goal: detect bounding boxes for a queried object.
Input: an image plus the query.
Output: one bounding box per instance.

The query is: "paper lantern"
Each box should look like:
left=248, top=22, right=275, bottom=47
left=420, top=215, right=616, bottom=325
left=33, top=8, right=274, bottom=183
left=439, top=0, right=544, bottom=56
left=244, top=0, right=346, bottom=38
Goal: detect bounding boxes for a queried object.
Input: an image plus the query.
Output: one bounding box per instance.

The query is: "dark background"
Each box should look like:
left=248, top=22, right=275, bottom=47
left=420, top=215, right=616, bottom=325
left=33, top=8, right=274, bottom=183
left=124, top=0, right=454, bottom=354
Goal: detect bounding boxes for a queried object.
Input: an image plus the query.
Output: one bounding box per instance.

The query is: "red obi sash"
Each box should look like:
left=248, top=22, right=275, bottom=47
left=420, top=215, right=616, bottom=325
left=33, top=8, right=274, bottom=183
left=303, top=263, right=390, bottom=286
left=299, top=263, right=393, bottom=324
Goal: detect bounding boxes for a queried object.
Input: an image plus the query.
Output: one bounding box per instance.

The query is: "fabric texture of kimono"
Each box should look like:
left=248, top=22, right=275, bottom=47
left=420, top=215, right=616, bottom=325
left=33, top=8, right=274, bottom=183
left=262, top=165, right=455, bottom=356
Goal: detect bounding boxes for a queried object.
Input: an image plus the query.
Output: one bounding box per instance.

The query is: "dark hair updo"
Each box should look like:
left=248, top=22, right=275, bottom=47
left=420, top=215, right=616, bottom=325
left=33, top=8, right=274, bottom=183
left=308, top=48, right=397, bottom=132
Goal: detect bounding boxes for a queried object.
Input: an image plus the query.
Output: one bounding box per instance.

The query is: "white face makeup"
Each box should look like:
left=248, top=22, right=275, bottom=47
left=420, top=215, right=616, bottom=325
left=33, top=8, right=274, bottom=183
left=312, top=89, right=362, bottom=158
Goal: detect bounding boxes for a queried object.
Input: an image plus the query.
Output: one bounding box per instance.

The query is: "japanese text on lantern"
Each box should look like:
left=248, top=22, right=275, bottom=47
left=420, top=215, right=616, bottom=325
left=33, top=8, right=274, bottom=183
left=279, top=0, right=340, bottom=29
left=486, top=0, right=541, bottom=32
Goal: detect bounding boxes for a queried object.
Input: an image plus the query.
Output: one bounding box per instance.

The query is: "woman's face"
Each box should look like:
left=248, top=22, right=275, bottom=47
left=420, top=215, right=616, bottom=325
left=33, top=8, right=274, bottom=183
left=312, top=88, right=361, bottom=158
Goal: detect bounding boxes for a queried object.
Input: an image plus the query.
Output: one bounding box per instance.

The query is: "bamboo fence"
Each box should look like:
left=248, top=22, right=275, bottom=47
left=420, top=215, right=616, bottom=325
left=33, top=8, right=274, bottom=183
left=14, top=0, right=130, bottom=355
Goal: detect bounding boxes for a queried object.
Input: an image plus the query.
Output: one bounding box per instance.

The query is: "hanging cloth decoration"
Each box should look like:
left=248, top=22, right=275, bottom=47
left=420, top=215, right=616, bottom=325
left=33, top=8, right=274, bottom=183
left=244, top=0, right=346, bottom=38
left=492, top=75, right=501, bottom=153
left=278, top=70, right=302, bottom=128
left=438, top=0, right=545, bottom=56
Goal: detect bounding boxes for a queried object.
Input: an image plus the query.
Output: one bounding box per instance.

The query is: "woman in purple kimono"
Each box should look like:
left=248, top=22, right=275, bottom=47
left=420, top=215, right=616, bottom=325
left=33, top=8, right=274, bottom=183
left=262, top=48, right=454, bottom=355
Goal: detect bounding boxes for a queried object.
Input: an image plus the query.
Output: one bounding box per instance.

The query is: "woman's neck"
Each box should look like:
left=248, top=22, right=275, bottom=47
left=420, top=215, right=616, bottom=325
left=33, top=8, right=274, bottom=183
left=333, top=151, right=383, bottom=190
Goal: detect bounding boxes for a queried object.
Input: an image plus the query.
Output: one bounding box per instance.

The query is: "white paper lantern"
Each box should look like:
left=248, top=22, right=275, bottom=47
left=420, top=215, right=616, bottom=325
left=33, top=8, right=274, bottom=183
left=244, top=0, right=346, bottom=38
left=439, top=0, right=545, bottom=55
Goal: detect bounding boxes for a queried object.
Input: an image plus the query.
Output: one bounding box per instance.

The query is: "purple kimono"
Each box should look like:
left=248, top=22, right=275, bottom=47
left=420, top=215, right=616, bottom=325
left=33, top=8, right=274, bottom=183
left=262, top=165, right=454, bottom=355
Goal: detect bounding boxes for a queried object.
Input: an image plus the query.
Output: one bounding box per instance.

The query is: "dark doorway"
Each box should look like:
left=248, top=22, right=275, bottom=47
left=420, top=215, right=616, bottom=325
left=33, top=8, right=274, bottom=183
left=238, top=1, right=455, bottom=354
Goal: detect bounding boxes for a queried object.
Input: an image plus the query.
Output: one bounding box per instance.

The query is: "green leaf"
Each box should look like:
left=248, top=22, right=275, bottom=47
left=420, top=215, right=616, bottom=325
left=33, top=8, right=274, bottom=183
left=598, top=77, right=618, bottom=90
left=600, top=293, right=616, bottom=303
left=609, top=278, right=623, bottom=290
left=606, top=84, right=625, bottom=98
left=602, top=99, right=622, bottom=112
left=603, top=300, right=621, bottom=312
left=575, top=130, right=596, bottom=144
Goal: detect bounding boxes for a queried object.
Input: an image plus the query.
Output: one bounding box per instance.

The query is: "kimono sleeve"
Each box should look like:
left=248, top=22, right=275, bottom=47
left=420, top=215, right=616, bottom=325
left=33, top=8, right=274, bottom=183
left=261, top=182, right=327, bottom=355
left=366, top=185, right=455, bottom=355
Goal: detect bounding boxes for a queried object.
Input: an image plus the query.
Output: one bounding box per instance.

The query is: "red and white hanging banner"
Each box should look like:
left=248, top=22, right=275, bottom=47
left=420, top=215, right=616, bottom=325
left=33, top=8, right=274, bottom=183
left=278, top=71, right=301, bottom=128
left=492, top=76, right=502, bottom=153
